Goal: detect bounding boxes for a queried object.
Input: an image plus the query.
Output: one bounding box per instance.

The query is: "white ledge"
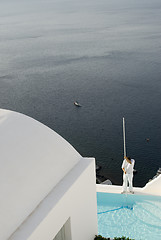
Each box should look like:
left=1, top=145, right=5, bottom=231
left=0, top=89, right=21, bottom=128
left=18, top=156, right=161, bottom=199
left=96, top=184, right=148, bottom=195
left=97, top=174, right=161, bottom=196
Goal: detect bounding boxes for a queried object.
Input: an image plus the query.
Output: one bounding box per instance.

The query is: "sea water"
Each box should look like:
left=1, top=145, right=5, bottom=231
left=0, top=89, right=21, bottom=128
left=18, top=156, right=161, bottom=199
left=0, top=0, right=161, bottom=186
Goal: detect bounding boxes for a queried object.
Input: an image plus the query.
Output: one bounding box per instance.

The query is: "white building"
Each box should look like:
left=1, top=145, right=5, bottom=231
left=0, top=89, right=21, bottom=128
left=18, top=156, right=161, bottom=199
left=0, top=109, right=98, bottom=240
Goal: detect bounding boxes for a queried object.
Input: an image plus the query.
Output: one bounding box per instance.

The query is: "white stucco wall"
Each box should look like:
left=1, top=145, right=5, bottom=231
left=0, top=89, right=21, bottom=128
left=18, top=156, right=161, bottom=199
left=141, top=174, right=161, bottom=196
left=9, top=158, right=98, bottom=240
left=0, top=109, right=97, bottom=240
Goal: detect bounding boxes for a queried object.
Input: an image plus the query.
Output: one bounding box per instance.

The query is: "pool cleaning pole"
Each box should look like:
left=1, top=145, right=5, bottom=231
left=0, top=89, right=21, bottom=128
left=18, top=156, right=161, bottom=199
left=123, top=117, right=126, bottom=157
left=123, top=118, right=128, bottom=198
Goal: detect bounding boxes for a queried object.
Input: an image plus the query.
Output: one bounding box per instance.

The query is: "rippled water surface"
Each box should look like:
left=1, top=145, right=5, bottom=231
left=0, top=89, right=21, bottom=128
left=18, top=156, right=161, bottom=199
left=97, top=192, right=161, bottom=240
left=0, top=0, right=161, bottom=186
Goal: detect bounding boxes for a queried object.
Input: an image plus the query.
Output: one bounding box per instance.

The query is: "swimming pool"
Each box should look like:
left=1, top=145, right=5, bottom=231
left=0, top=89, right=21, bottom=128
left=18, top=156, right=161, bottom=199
left=97, top=192, right=161, bottom=240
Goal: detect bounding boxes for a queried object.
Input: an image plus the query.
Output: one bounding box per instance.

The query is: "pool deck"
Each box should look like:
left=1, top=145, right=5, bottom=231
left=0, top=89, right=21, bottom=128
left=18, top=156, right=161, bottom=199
left=97, top=172, right=161, bottom=196
left=96, top=184, right=154, bottom=195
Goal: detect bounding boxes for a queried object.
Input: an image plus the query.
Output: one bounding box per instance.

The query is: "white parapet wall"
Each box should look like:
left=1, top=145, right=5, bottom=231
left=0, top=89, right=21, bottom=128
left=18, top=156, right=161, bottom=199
left=97, top=174, right=161, bottom=196
left=141, top=174, right=161, bottom=196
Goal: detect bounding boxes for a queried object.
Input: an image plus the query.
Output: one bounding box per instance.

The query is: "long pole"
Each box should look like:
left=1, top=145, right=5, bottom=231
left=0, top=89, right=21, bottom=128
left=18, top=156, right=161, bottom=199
left=123, top=117, right=126, bottom=157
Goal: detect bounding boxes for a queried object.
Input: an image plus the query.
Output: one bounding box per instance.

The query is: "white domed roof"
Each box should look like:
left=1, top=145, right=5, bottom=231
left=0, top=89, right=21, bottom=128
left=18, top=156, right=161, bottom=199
left=0, top=109, right=81, bottom=240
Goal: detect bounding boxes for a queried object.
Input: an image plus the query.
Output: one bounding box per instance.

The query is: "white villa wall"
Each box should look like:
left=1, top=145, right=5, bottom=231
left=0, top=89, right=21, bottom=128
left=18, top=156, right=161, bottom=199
left=0, top=109, right=98, bottom=240
left=0, top=109, right=81, bottom=240
left=9, top=158, right=98, bottom=240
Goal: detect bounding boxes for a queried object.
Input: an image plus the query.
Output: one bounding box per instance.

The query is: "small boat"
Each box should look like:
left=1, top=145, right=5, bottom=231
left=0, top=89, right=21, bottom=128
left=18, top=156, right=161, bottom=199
left=74, top=101, right=82, bottom=107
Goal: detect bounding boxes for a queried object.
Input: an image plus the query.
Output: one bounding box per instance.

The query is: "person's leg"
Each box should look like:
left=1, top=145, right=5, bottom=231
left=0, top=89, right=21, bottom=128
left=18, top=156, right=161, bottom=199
left=128, top=174, right=134, bottom=192
left=122, top=173, right=127, bottom=192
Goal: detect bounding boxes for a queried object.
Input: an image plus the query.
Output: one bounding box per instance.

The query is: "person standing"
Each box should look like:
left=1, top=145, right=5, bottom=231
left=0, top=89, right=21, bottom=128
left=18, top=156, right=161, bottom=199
left=121, top=156, right=135, bottom=194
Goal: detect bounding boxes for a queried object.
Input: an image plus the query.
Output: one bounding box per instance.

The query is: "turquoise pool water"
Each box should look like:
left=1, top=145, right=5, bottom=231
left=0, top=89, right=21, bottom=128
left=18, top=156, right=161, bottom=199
left=97, top=192, right=161, bottom=240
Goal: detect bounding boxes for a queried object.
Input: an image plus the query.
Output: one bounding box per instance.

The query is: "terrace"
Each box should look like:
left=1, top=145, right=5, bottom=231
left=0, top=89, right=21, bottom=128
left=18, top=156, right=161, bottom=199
left=96, top=175, right=161, bottom=240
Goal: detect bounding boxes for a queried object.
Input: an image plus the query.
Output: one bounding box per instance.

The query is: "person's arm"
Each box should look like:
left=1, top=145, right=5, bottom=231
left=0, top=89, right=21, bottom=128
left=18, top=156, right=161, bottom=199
left=132, top=159, right=135, bottom=167
left=122, top=159, right=126, bottom=174
left=122, top=167, right=126, bottom=174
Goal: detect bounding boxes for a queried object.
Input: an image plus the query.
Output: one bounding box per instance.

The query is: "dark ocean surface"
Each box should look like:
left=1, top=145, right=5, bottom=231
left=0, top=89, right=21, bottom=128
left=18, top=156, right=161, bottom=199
left=0, top=0, right=161, bottom=187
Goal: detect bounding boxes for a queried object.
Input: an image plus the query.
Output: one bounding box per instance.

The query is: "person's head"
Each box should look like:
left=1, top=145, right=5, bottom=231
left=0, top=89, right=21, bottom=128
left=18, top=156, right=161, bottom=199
left=126, top=156, right=131, bottom=163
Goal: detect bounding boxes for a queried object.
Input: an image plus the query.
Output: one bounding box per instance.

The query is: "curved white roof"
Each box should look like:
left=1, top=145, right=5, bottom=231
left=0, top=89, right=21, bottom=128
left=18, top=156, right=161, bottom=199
left=0, top=109, right=81, bottom=240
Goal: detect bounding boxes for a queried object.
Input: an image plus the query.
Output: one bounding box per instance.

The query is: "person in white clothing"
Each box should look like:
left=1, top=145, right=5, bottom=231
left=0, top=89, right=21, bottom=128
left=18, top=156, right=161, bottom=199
left=121, top=156, right=135, bottom=194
